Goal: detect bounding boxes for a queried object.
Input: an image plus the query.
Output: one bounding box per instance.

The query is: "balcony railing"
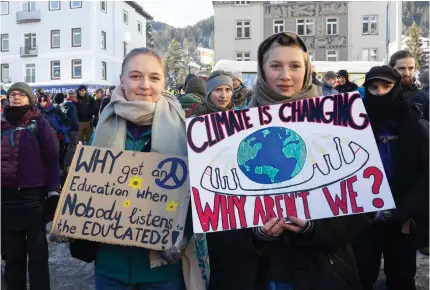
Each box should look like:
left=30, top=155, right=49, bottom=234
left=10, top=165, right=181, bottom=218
left=20, top=46, right=38, bottom=57
left=16, top=10, right=41, bottom=24
left=24, top=76, right=36, bottom=83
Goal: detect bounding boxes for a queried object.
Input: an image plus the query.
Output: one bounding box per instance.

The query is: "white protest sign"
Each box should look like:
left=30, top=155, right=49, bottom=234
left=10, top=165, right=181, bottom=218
left=186, top=92, right=396, bottom=233
left=51, top=145, right=190, bottom=251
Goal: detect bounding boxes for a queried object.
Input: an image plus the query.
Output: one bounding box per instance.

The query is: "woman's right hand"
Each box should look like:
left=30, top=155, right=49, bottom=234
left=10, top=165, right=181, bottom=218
left=262, top=217, right=285, bottom=237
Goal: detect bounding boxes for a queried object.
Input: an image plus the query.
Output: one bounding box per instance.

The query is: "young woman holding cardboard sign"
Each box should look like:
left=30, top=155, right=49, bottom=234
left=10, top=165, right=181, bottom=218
left=72, top=48, right=201, bottom=290
left=243, top=32, right=371, bottom=290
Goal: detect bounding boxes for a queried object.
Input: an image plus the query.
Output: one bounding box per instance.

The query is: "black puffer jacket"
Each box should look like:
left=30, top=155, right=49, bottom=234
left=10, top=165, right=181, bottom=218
left=402, top=84, right=429, bottom=121
left=76, top=94, right=96, bottom=122
left=335, top=82, right=359, bottom=94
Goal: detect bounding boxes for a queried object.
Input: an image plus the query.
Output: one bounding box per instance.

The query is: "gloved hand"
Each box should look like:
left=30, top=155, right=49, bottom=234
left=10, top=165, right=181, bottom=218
left=160, top=237, right=189, bottom=264
left=47, top=191, right=60, bottom=221
left=46, top=222, right=69, bottom=243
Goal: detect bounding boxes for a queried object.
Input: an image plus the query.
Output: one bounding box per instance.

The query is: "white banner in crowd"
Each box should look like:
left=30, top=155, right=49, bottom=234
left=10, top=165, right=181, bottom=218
left=186, top=92, right=396, bottom=233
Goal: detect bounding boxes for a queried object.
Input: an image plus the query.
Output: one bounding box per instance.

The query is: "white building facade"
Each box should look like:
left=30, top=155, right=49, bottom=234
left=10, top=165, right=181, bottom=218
left=213, top=1, right=393, bottom=63
left=0, top=1, right=152, bottom=93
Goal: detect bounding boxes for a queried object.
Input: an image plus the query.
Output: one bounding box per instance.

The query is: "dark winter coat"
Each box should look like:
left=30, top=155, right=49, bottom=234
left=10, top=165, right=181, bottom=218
left=99, top=96, right=111, bottom=115
left=321, top=81, right=339, bottom=96
left=1, top=107, right=60, bottom=191
left=207, top=229, right=267, bottom=290
left=402, top=84, right=429, bottom=121
left=335, top=82, right=359, bottom=94
left=76, top=94, right=96, bottom=122
left=265, top=214, right=371, bottom=290
left=61, top=99, right=79, bottom=132
left=93, top=98, right=103, bottom=127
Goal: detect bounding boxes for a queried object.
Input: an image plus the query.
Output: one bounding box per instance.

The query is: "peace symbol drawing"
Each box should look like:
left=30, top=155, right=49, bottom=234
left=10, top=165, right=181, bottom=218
left=155, top=157, right=188, bottom=190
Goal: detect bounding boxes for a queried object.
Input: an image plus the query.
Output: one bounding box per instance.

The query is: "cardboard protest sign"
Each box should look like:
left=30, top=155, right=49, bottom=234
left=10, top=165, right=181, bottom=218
left=186, top=92, right=396, bottom=233
left=51, top=145, right=190, bottom=251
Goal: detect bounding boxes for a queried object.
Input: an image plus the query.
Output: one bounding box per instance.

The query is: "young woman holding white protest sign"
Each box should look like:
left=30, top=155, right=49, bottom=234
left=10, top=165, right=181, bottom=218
left=351, top=66, right=429, bottom=290
left=246, top=32, right=371, bottom=290
left=65, top=47, right=207, bottom=290
left=187, top=71, right=269, bottom=290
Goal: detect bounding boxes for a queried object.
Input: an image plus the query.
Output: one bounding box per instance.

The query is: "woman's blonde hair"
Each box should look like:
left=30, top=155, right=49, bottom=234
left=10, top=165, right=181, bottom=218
left=121, top=47, right=167, bottom=78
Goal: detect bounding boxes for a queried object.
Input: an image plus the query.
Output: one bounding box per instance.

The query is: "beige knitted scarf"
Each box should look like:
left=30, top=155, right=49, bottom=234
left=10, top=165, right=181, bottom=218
left=92, top=87, right=187, bottom=156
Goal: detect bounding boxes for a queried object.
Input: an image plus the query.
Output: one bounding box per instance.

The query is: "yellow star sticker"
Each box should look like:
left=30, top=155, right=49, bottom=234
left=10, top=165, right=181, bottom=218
left=166, top=200, right=179, bottom=212
left=123, top=199, right=131, bottom=208
left=128, top=176, right=143, bottom=190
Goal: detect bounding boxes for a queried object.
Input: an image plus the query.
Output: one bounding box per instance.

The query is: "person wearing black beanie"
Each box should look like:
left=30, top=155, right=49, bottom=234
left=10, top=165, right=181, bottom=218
left=334, top=69, right=359, bottom=93
left=351, top=65, right=429, bottom=290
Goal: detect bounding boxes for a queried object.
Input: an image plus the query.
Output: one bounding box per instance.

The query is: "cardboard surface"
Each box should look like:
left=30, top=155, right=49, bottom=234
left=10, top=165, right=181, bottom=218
left=51, top=145, right=190, bottom=251
left=186, top=92, right=396, bottom=233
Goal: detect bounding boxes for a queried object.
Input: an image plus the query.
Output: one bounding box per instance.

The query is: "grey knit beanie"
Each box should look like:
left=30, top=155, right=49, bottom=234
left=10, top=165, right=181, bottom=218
left=205, top=70, right=233, bottom=98
left=231, top=72, right=244, bottom=84
left=6, top=82, right=35, bottom=105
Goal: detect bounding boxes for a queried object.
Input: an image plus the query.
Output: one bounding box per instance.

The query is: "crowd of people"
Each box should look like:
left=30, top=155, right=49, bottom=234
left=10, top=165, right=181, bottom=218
left=1, top=31, right=429, bottom=290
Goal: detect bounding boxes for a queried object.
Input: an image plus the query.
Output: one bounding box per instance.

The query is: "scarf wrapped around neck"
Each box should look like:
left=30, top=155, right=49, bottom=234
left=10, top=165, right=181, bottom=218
left=190, top=98, right=234, bottom=117
left=92, top=87, right=187, bottom=156
left=249, top=32, right=319, bottom=108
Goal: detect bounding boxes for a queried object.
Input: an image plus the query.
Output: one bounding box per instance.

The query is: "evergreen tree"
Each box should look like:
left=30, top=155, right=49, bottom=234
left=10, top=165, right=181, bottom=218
left=164, top=40, right=188, bottom=89
left=406, top=22, right=429, bottom=70
left=146, top=21, right=155, bottom=49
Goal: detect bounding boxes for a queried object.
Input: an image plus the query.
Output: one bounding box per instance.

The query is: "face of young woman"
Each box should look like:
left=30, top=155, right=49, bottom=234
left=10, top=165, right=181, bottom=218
left=367, top=80, right=395, bottom=96
left=120, top=54, right=165, bottom=103
left=263, top=45, right=306, bottom=97
left=210, top=85, right=233, bottom=109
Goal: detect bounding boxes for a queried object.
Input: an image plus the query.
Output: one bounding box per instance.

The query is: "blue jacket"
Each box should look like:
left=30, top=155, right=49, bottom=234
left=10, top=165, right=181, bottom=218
left=40, top=103, right=71, bottom=143
left=93, top=126, right=193, bottom=284
left=321, top=81, right=339, bottom=96
left=60, top=100, right=79, bottom=132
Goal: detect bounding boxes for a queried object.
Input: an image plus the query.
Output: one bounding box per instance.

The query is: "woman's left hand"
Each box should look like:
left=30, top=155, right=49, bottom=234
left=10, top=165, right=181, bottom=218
left=283, top=216, right=307, bottom=233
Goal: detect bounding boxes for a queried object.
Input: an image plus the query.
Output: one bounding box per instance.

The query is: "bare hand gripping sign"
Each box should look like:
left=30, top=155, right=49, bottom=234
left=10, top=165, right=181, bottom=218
left=51, top=145, right=190, bottom=250
left=186, top=92, right=396, bottom=233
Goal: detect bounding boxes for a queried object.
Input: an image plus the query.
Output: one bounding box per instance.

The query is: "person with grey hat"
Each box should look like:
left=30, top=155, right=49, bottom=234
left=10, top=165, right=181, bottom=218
left=321, top=71, right=339, bottom=96
left=186, top=70, right=234, bottom=117
left=179, top=76, right=206, bottom=114
left=1, top=82, right=60, bottom=290
left=351, top=65, right=429, bottom=290
left=230, top=71, right=253, bottom=109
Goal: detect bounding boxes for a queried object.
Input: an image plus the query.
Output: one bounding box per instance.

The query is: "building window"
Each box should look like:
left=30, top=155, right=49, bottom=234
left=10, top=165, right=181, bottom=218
left=25, top=63, right=36, bottom=83
left=123, top=42, right=128, bottom=57
left=22, top=1, right=36, bottom=11
left=236, top=20, right=250, bottom=39
left=102, top=61, right=107, bottom=80
left=326, top=17, right=338, bottom=35
left=72, top=28, right=81, bottom=47
left=326, top=50, right=337, bottom=61
left=72, top=59, right=82, bottom=79
left=101, top=31, right=106, bottom=50
left=123, top=10, right=128, bottom=24
left=235, top=1, right=250, bottom=4
left=49, top=1, right=60, bottom=10
left=24, top=33, right=37, bottom=48
left=273, top=19, right=285, bottom=34
left=51, top=61, right=61, bottom=79
left=362, top=15, right=378, bottom=34
left=137, top=21, right=142, bottom=34
left=296, top=18, right=314, bottom=36
left=1, top=63, right=9, bottom=82
left=1, top=34, right=9, bottom=52
left=1, top=1, right=9, bottom=15
left=236, top=52, right=250, bottom=61
left=100, top=1, right=107, bottom=13
left=362, top=48, right=378, bottom=61
left=70, top=1, right=81, bottom=9
left=51, top=30, right=60, bottom=48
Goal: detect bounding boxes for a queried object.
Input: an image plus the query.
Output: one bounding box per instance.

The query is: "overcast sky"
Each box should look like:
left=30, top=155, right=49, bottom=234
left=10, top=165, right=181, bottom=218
left=139, top=1, right=215, bottom=28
